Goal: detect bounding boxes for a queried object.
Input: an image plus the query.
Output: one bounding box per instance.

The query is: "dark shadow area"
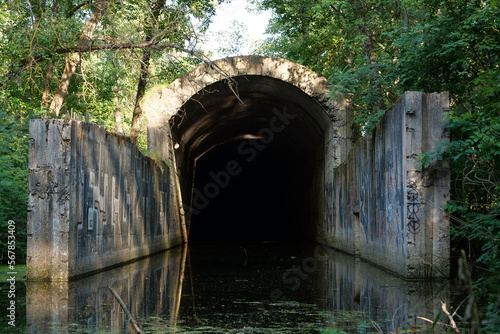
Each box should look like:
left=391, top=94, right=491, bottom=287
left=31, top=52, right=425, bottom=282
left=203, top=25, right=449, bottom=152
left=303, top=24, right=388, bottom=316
left=189, top=139, right=310, bottom=242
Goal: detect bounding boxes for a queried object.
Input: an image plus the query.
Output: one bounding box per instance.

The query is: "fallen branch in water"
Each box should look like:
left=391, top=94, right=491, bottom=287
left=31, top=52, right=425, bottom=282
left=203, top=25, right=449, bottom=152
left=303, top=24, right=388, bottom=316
left=107, top=284, right=143, bottom=333
left=441, top=301, right=464, bottom=334
left=417, top=315, right=450, bottom=330
left=417, top=301, right=464, bottom=334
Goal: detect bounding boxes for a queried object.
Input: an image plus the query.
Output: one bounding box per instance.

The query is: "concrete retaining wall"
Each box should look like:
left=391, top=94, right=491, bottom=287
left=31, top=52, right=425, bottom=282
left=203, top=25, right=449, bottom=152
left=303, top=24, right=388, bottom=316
left=322, top=92, right=450, bottom=278
left=27, top=120, right=185, bottom=281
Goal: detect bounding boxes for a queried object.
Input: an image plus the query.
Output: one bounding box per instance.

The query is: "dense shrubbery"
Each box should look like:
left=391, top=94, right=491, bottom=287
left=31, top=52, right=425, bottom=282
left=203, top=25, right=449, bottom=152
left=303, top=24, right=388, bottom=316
left=0, top=93, right=42, bottom=263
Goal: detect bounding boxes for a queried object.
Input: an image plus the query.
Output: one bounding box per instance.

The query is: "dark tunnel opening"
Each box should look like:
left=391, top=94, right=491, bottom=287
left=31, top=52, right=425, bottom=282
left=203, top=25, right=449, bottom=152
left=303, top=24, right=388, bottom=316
left=170, top=75, right=330, bottom=243
left=188, top=138, right=312, bottom=242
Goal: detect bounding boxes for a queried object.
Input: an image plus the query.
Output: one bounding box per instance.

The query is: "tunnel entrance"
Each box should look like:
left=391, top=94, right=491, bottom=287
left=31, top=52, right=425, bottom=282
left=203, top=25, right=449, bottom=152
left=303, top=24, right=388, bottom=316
left=168, top=74, right=331, bottom=242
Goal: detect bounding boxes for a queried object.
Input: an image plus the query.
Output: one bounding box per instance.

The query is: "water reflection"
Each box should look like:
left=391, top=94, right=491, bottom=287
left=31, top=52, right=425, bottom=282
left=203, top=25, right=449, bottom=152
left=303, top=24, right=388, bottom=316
left=26, top=242, right=447, bottom=333
left=321, top=246, right=446, bottom=332
left=27, top=246, right=186, bottom=333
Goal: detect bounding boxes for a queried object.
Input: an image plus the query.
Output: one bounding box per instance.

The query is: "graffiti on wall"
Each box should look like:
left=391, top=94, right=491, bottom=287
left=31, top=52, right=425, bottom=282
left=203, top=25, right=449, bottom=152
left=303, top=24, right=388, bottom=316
left=406, top=181, right=420, bottom=242
left=325, top=181, right=335, bottom=234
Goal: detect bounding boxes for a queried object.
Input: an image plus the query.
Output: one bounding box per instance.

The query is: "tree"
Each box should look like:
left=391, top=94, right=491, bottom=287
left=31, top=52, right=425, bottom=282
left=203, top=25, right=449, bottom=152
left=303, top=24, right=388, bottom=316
left=1, top=0, right=228, bottom=139
left=129, top=0, right=166, bottom=144
left=256, top=0, right=410, bottom=132
left=49, top=0, right=109, bottom=116
left=406, top=3, right=500, bottom=329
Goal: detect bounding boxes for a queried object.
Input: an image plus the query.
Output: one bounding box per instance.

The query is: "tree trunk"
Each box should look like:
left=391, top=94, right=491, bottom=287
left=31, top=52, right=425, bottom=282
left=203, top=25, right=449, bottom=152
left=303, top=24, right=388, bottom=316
left=49, top=0, right=108, bottom=116
left=130, top=51, right=151, bottom=144
left=49, top=54, right=78, bottom=116
left=41, top=58, right=54, bottom=108
left=354, top=5, right=384, bottom=113
left=129, top=0, right=166, bottom=144
left=113, top=85, right=123, bottom=133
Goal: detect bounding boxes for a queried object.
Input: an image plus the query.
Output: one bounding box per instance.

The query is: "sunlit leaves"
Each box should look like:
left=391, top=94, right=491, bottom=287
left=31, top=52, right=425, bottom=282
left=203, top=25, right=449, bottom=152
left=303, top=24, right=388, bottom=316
left=215, top=20, right=250, bottom=57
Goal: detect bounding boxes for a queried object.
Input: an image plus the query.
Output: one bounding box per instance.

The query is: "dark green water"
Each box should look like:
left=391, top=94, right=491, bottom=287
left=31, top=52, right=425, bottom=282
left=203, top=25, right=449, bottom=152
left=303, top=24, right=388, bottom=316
left=11, top=242, right=449, bottom=333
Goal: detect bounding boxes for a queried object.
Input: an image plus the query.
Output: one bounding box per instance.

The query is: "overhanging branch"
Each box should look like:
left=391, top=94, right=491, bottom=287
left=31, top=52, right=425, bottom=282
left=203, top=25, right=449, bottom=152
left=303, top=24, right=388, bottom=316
left=55, top=41, right=200, bottom=57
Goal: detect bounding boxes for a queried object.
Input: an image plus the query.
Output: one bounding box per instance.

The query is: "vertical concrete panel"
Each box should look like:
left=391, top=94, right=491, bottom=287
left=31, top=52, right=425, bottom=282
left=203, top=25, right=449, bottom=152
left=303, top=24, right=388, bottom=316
left=27, top=120, right=72, bottom=281
left=404, top=92, right=426, bottom=277
left=422, top=92, right=450, bottom=278
left=322, top=92, right=450, bottom=278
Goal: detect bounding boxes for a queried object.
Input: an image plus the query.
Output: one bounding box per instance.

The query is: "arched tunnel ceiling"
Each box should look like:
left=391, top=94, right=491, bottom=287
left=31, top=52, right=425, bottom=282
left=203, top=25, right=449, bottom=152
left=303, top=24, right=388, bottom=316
left=170, top=75, right=331, bottom=167
left=144, top=56, right=340, bottom=120
left=170, top=75, right=332, bottom=241
left=144, top=56, right=348, bottom=171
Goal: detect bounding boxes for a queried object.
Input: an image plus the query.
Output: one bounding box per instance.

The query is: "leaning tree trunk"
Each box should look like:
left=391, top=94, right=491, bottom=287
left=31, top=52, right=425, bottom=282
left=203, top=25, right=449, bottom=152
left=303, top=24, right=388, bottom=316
left=129, top=0, right=166, bottom=144
left=49, top=0, right=108, bottom=116
left=355, top=9, right=384, bottom=114
left=130, top=51, right=151, bottom=144
left=41, top=58, right=54, bottom=108
left=49, top=55, right=78, bottom=115
left=113, top=85, right=123, bottom=133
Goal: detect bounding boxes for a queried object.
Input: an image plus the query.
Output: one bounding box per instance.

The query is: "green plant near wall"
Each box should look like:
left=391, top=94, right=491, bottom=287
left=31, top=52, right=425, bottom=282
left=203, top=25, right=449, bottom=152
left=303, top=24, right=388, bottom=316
left=0, top=89, right=47, bottom=264
left=417, top=67, right=500, bottom=332
left=0, top=110, right=29, bottom=264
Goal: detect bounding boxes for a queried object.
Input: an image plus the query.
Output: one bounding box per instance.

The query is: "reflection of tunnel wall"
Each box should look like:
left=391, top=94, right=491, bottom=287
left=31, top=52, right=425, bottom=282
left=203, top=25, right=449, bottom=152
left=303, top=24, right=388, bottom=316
left=170, top=76, right=331, bottom=242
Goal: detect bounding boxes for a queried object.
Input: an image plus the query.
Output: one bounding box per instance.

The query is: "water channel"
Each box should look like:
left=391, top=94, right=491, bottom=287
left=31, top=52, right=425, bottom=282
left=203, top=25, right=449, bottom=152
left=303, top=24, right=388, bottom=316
left=21, top=241, right=449, bottom=333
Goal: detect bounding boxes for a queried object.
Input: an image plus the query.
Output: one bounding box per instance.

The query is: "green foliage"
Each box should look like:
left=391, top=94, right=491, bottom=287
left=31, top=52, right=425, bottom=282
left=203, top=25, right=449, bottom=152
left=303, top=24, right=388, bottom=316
left=403, top=1, right=500, bottom=326
left=258, top=0, right=408, bottom=132
left=215, top=20, right=250, bottom=57
left=483, top=299, right=500, bottom=333
left=0, top=92, right=44, bottom=264
left=0, top=264, right=26, bottom=281
left=0, top=0, right=218, bottom=124
left=0, top=110, right=28, bottom=223
left=394, top=1, right=500, bottom=98
left=319, top=329, right=349, bottom=334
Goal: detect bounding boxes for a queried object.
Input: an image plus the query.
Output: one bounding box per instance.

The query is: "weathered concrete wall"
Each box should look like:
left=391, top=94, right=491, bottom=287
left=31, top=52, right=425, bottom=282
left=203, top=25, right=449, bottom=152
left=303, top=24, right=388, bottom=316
left=27, top=58, right=451, bottom=280
left=27, top=120, right=185, bottom=281
left=322, top=91, right=450, bottom=278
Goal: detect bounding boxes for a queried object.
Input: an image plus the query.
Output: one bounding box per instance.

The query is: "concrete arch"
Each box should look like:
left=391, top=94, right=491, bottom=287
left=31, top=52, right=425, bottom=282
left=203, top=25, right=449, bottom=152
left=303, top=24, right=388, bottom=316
left=144, top=56, right=349, bottom=241
left=141, top=55, right=450, bottom=278
left=144, top=56, right=353, bottom=167
left=144, top=55, right=342, bottom=120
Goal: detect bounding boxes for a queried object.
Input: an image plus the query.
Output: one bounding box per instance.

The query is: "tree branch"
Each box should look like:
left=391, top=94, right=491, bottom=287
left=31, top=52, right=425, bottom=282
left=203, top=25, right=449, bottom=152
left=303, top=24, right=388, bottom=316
left=55, top=41, right=202, bottom=57
left=107, top=285, right=143, bottom=333
left=66, top=0, right=91, bottom=18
